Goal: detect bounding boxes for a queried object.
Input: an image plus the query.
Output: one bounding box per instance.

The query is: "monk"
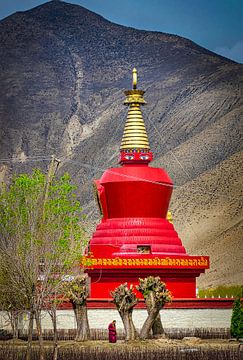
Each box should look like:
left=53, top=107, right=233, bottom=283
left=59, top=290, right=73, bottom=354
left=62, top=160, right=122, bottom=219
left=108, top=320, right=117, bottom=343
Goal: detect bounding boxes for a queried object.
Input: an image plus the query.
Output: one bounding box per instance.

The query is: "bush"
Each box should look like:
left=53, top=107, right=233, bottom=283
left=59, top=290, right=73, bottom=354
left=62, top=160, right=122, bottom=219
left=230, top=297, right=242, bottom=339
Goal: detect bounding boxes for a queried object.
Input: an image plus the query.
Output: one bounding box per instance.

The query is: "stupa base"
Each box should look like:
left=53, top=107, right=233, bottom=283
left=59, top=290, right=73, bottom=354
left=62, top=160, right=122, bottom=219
left=83, top=254, right=209, bottom=299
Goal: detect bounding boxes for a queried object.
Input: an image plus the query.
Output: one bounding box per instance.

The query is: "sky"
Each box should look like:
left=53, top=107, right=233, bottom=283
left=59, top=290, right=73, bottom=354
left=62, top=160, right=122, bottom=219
left=0, top=0, right=242, bottom=63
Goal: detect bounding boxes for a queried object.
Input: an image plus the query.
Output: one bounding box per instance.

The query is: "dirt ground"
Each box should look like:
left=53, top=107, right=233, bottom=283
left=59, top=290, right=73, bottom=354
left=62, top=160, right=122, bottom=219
left=0, top=338, right=242, bottom=360
left=0, top=337, right=241, bottom=349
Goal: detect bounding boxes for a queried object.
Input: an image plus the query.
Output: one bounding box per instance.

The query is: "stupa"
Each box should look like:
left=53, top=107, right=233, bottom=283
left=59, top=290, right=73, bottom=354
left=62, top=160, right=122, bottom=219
left=84, top=69, right=209, bottom=299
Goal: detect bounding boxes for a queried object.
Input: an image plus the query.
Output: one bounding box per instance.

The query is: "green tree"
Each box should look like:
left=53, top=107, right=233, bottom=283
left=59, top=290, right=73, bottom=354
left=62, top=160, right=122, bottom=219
left=111, top=283, right=138, bottom=341
left=63, top=274, right=90, bottom=341
left=230, top=297, right=243, bottom=339
left=0, top=168, right=87, bottom=360
left=137, top=276, right=172, bottom=340
left=239, top=307, right=243, bottom=339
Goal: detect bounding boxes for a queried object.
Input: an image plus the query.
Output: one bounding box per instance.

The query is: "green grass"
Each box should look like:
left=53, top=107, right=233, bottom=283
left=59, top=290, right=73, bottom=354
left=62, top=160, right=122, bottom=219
left=198, top=285, right=243, bottom=298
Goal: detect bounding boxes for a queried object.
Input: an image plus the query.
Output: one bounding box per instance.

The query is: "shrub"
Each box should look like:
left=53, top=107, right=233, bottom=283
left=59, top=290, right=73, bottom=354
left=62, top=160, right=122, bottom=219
left=230, top=297, right=242, bottom=339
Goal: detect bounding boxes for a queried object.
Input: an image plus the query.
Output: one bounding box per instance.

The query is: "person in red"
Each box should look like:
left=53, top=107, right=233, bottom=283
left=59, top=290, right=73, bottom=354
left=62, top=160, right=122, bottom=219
left=108, top=320, right=117, bottom=343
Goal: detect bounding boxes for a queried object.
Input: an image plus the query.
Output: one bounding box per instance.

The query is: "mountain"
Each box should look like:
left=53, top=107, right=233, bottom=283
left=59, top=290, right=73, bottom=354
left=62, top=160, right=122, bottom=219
left=0, top=0, right=242, bottom=289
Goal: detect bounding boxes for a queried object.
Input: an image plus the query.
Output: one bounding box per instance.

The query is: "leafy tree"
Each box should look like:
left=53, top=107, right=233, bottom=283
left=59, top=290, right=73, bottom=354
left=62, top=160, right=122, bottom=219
left=0, top=168, right=87, bottom=359
left=239, top=307, right=243, bottom=339
left=63, top=274, right=90, bottom=341
left=230, top=297, right=243, bottom=339
left=137, top=276, right=171, bottom=340
left=111, top=283, right=138, bottom=341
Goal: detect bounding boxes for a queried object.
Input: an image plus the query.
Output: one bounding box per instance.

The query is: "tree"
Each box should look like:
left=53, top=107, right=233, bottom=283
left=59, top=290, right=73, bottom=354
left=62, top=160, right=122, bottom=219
left=111, top=283, right=138, bottom=341
left=0, top=168, right=87, bottom=359
left=137, top=276, right=172, bottom=340
left=0, top=287, right=22, bottom=341
left=144, top=291, right=165, bottom=337
left=239, top=307, right=243, bottom=339
left=46, top=290, right=66, bottom=360
left=63, top=274, right=90, bottom=341
left=230, top=297, right=243, bottom=339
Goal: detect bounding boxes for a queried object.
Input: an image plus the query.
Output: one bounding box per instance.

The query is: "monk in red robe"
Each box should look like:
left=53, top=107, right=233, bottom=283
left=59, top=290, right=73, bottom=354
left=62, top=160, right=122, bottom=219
left=108, top=320, right=117, bottom=343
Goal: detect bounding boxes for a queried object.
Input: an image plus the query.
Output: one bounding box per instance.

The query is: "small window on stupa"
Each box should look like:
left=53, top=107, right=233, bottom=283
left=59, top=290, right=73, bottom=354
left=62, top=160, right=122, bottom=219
left=137, top=246, right=151, bottom=254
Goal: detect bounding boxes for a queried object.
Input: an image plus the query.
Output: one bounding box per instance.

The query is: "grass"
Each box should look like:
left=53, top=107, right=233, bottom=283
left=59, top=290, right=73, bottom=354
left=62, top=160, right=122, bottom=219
left=198, top=285, right=243, bottom=298
left=0, top=339, right=242, bottom=360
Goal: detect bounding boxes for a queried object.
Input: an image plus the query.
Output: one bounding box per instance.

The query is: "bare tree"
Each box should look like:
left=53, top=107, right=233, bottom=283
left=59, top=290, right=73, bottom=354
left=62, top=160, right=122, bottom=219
left=0, top=293, right=22, bottom=341
left=137, top=276, right=172, bottom=340
left=111, top=283, right=138, bottom=341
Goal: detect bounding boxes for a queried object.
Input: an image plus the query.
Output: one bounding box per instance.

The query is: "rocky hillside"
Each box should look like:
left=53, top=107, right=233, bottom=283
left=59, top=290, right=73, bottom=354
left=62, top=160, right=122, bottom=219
left=0, top=0, right=242, bottom=288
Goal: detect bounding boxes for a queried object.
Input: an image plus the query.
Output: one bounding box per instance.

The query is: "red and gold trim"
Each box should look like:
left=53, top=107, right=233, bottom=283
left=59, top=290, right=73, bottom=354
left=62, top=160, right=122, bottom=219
left=82, top=255, right=209, bottom=269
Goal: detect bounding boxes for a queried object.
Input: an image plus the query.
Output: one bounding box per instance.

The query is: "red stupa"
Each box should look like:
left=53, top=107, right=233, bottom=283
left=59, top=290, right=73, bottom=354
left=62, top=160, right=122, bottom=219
left=84, top=69, right=209, bottom=299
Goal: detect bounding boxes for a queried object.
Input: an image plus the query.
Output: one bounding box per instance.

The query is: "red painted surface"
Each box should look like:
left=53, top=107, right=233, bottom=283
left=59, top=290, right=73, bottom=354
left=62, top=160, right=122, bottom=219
left=59, top=298, right=237, bottom=310
left=86, top=162, right=209, bottom=299
left=98, top=165, right=173, bottom=219
left=87, top=268, right=205, bottom=299
left=90, top=218, right=187, bottom=257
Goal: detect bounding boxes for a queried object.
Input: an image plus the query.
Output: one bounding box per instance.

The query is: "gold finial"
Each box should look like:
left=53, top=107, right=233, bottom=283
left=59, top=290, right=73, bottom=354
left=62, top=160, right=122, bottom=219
left=167, top=211, right=173, bottom=223
left=120, top=69, right=150, bottom=151
left=132, top=68, right=137, bottom=89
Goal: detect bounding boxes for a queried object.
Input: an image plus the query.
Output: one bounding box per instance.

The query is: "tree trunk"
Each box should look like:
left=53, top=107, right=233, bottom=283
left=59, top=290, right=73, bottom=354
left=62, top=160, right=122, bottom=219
left=74, top=304, right=90, bottom=341
left=152, top=313, right=166, bottom=337
left=9, top=310, right=19, bottom=340
left=50, top=308, right=58, bottom=360
left=140, top=307, right=160, bottom=340
left=120, top=311, right=138, bottom=341
left=35, top=310, right=44, bottom=360
left=53, top=310, right=58, bottom=360
left=145, top=296, right=165, bottom=337
left=26, top=310, right=34, bottom=360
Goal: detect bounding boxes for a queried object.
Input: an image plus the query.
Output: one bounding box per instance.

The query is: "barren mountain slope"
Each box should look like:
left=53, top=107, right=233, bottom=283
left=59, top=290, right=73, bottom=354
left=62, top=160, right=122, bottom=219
left=0, top=1, right=242, bottom=287
left=171, top=150, right=243, bottom=288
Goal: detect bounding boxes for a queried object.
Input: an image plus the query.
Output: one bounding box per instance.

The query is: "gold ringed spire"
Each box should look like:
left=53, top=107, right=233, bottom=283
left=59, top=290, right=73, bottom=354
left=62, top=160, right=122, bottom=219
left=120, top=69, right=150, bottom=152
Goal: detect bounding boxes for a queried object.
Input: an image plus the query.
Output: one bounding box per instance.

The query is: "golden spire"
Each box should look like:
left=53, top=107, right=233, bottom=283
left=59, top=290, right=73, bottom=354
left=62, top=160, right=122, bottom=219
left=132, top=68, right=137, bottom=89
left=120, top=68, right=150, bottom=151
